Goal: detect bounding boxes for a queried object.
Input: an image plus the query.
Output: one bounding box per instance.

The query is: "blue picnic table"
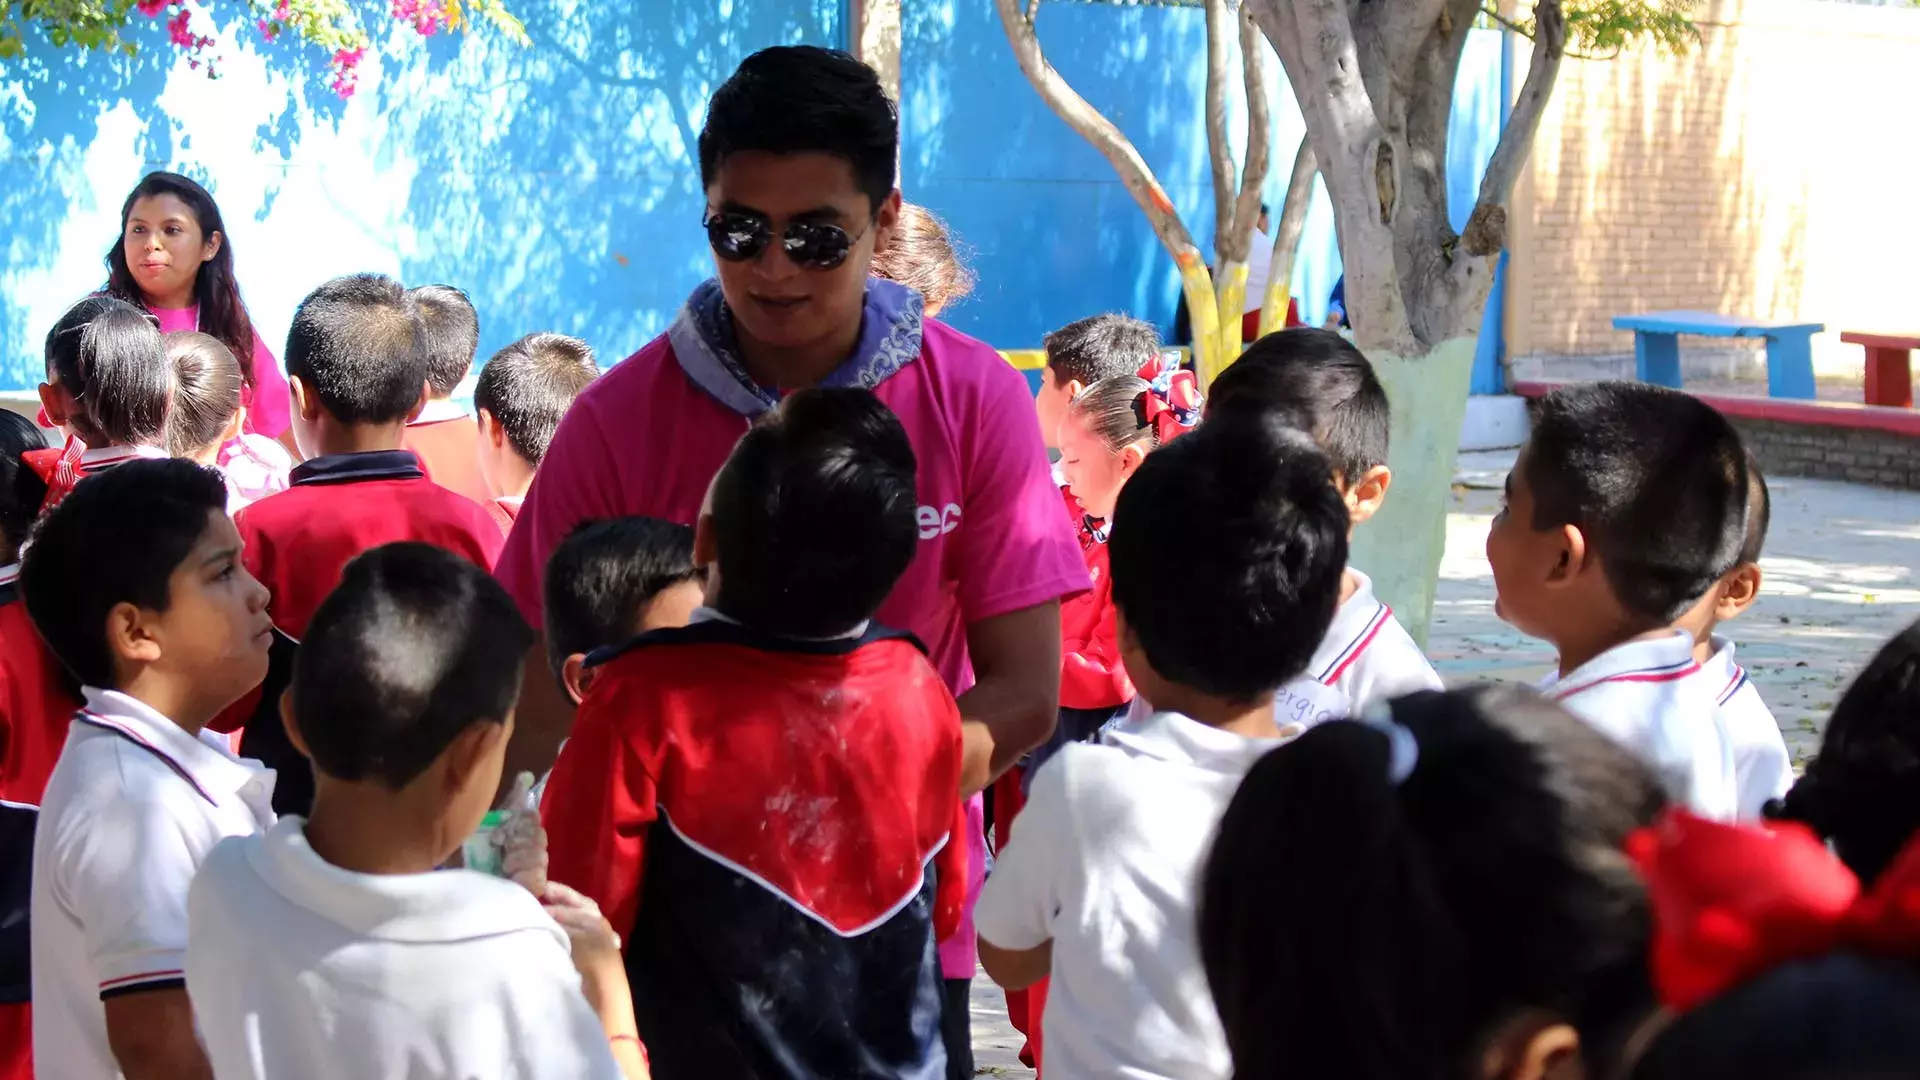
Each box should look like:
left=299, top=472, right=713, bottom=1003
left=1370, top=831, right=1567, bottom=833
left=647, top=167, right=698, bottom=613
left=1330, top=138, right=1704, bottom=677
left=1611, top=310, right=1823, bottom=400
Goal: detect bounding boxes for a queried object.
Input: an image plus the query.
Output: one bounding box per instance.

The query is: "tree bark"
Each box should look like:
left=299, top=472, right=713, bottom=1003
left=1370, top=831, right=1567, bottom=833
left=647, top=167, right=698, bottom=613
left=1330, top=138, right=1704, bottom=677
left=1204, top=0, right=1237, bottom=262
left=994, top=0, right=1229, bottom=377
left=853, top=0, right=902, bottom=103
left=1261, top=133, right=1316, bottom=336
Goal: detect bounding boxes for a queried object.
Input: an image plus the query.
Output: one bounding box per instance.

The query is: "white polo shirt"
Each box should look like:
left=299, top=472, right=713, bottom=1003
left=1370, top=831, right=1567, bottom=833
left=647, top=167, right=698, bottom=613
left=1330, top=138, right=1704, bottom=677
left=975, top=710, right=1277, bottom=1080
left=31, top=688, right=275, bottom=1080
left=1706, top=635, right=1794, bottom=820
left=186, top=816, right=624, bottom=1080
left=1136, top=568, right=1444, bottom=736
left=1541, top=630, right=1738, bottom=820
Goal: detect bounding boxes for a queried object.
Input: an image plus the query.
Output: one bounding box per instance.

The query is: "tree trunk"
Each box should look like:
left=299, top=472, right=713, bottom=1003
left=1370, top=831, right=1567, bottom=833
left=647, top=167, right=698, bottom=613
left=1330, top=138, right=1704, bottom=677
left=853, top=0, right=902, bottom=102
left=1261, top=134, right=1316, bottom=337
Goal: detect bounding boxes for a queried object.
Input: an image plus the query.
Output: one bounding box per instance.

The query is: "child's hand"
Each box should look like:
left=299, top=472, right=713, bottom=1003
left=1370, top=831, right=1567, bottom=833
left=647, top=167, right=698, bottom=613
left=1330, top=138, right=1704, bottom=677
left=497, top=771, right=548, bottom=897
left=544, top=881, right=623, bottom=971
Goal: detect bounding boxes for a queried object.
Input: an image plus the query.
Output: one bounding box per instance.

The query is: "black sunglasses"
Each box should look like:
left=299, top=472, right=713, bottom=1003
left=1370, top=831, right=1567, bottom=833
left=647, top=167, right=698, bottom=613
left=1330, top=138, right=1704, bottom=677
left=703, top=211, right=866, bottom=270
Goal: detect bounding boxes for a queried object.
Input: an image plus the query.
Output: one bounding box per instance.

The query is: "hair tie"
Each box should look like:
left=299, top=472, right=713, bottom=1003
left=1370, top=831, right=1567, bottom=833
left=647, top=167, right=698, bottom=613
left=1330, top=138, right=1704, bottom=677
left=1627, top=808, right=1920, bottom=1014
left=1356, top=703, right=1419, bottom=785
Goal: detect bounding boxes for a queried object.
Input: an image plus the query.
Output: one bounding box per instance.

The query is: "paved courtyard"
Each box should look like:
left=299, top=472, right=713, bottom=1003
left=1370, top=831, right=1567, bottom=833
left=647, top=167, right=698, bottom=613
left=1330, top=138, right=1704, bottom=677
left=970, top=449, right=1920, bottom=1074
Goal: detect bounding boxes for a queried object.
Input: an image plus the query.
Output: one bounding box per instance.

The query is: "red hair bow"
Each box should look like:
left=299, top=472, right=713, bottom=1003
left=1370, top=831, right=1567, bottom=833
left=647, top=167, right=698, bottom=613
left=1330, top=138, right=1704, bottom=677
left=23, top=435, right=87, bottom=515
left=1627, top=808, right=1920, bottom=1012
left=1140, top=369, right=1203, bottom=445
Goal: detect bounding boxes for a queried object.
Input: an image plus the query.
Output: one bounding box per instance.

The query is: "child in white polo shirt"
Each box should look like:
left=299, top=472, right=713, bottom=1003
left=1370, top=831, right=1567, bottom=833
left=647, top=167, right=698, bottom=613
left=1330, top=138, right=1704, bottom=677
left=1486, top=381, right=1746, bottom=819
left=20, top=458, right=277, bottom=1080
left=1673, top=452, right=1793, bottom=819
left=1204, top=328, right=1443, bottom=726
left=185, top=543, right=646, bottom=1079
left=975, top=416, right=1350, bottom=1080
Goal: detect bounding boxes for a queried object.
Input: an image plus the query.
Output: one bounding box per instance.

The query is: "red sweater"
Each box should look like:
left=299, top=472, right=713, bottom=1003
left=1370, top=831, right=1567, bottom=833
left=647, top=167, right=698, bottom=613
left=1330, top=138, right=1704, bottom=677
left=1058, top=496, right=1133, bottom=711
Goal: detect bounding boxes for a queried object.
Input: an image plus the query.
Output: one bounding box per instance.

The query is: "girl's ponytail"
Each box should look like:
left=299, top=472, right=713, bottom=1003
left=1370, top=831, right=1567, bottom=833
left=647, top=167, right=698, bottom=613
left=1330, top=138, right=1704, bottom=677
left=44, top=295, right=170, bottom=449
left=1200, top=716, right=1462, bottom=1080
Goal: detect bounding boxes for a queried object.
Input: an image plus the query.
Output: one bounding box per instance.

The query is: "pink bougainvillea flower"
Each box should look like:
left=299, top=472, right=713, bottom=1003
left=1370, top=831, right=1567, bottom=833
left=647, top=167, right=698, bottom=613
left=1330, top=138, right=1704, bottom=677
left=167, top=9, right=195, bottom=47
left=137, top=0, right=170, bottom=16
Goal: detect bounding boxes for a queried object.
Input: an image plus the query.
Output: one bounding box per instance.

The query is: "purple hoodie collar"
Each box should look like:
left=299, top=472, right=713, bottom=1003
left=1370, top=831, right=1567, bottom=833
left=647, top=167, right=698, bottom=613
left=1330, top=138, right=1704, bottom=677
left=667, top=277, right=924, bottom=418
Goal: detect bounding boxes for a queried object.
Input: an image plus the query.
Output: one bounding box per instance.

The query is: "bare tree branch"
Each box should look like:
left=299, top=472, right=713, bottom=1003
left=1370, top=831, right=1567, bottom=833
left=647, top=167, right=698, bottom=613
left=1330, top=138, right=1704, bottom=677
left=1229, top=5, right=1271, bottom=249
left=1465, top=0, right=1565, bottom=254
left=1260, top=132, right=1317, bottom=333
left=1204, top=0, right=1236, bottom=256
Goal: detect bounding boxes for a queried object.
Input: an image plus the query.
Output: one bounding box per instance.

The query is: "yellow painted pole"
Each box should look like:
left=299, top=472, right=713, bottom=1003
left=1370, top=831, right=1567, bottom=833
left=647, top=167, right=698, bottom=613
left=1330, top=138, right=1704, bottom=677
left=1176, top=253, right=1224, bottom=388
left=1258, top=271, right=1292, bottom=339
left=1208, top=260, right=1249, bottom=386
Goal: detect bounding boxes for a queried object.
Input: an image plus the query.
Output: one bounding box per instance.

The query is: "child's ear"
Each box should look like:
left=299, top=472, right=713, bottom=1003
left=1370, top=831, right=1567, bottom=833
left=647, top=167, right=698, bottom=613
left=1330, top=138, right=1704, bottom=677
left=289, top=376, right=322, bottom=423
left=1716, top=563, right=1764, bottom=620
left=280, top=689, right=313, bottom=761
left=1544, top=524, right=1587, bottom=589
left=1344, top=465, right=1392, bottom=527
left=561, top=653, right=593, bottom=706
left=693, top=510, right=719, bottom=571
left=36, top=382, right=68, bottom=428
left=1118, top=441, right=1149, bottom=478
left=221, top=406, right=246, bottom=447
left=106, top=601, right=163, bottom=669
left=404, top=382, right=431, bottom=425
left=441, top=719, right=507, bottom=796
left=1478, top=1012, right=1583, bottom=1080
left=477, top=408, right=506, bottom=449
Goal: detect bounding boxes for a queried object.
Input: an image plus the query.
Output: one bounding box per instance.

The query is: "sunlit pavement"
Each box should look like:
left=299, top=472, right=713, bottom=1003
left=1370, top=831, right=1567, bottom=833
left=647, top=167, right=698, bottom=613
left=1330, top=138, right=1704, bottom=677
left=969, top=451, right=1920, bottom=1071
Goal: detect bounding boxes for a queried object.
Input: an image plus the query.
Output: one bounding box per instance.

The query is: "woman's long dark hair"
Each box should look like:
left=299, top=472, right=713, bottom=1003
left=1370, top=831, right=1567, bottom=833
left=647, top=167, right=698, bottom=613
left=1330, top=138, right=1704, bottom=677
left=104, top=171, right=257, bottom=390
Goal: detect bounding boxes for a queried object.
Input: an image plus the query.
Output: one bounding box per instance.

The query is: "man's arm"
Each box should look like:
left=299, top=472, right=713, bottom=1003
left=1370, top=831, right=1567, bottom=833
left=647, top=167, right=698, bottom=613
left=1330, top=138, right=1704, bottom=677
left=498, top=638, right=574, bottom=807
left=956, top=600, right=1062, bottom=797
left=978, top=938, right=1053, bottom=992
left=104, top=986, right=211, bottom=1080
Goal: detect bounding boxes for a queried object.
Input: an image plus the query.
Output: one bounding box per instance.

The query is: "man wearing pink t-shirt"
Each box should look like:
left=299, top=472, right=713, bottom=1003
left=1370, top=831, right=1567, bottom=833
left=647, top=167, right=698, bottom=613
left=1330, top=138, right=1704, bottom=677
left=494, top=46, right=1087, bottom=1079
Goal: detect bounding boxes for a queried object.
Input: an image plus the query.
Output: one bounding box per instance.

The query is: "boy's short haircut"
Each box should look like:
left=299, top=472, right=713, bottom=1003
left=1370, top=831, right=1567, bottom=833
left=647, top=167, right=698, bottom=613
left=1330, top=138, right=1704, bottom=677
left=699, top=46, right=897, bottom=214
left=1043, top=314, right=1161, bottom=389
left=20, top=458, right=228, bottom=689
left=1738, top=450, right=1770, bottom=566
left=1207, top=327, right=1390, bottom=483
left=1109, top=414, right=1349, bottom=700
left=710, top=387, right=917, bottom=639
left=408, top=284, right=481, bottom=397
left=543, top=516, right=699, bottom=683
left=291, top=542, right=533, bottom=791
left=1524, top=382, right=1749, bottom=622
left=0, top=409, right=46, bottom=553
left=472, top=333, right=599, bottom=466
left=284, top=274, right=428, bottom=426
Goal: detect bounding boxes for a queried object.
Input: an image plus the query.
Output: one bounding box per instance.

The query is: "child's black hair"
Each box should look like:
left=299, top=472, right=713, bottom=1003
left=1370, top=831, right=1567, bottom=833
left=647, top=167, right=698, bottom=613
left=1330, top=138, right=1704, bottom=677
left=1199, top=685, right=1667, bottom=1080
left=1631, top=953, right=1920, bottom=1079
left=1042, top=314, right=1161, bottom=389
left=0, top=411, right=47, bottom=562
left=1205, top=327, right=1390, bottom=483
left=543, top=516, right=699, bottom=685
left=1773, top=618, right=1920, bottom=887
left=44, top=294, right=170, bottom=448
left=699, top=46, right=897, bottom=214
left=472, top=333, right=599, bottom=467
left=283, top=274, right=428, bottom=426
left=1738, top=449, right=1770, bottom=566
left=709, top=387, right=916, bottom=639
left=291, top=542, right=532, bottom=791
left=407, top=284, right=480, bottom=398
left=1108, top=414, right=1347, bottom=701
left=1523, top=382, right=1749, bottom=621
left=20, top=458, right=229, bottom=689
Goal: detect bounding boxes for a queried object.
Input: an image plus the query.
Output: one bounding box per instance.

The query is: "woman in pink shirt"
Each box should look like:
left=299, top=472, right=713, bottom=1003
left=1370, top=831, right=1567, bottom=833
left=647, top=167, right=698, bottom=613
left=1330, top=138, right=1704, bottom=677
left=100, top=172, right=294, bottom=452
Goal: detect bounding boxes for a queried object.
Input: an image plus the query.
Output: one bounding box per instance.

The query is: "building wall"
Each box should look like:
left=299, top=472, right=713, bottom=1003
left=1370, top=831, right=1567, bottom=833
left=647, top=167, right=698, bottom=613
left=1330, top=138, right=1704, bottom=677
left=1506, top=0, right=1920, bottom=378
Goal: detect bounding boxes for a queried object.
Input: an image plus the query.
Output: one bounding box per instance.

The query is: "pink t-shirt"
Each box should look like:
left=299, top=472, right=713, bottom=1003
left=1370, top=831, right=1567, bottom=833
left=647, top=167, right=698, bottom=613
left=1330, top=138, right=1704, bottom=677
left=150, top=306, right=292, bottom=440
left=497, top=318, right=1089, bottom=978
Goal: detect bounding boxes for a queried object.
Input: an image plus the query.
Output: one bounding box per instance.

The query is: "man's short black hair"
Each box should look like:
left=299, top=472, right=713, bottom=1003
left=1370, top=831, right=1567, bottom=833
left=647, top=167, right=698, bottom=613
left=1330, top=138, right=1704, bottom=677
left=710, top=387, right=917, bottom=638
left=473, top=333, right=599, bottom=467
left=1524, top=382, right=1750, bottom=622
left=543, top=516, right=699, bottom=684
left=1207, top=328, right=1390, bottom=482
left=698, top=45, right=898, bottom=214
left=407, top=284, right=479, bottom=397
left=1110, top=414, right=1349, bottom=700
left=284, top=274, right=428, bottom=425
left=21, top=458, right=228, bottom=689
left=1043, top=314, right=1161, bottom=389
left=292, top=542, right=532, bottom=791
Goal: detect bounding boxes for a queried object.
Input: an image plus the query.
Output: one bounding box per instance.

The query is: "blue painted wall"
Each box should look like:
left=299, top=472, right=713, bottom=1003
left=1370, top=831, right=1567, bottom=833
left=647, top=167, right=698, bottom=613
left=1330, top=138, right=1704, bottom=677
left=0, top=1, right=1504, bottom=390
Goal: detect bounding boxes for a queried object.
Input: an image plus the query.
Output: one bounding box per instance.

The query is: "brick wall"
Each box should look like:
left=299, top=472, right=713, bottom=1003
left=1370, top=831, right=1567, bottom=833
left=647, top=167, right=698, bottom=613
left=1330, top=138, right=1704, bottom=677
left=1731, top=416, right=1920, bottom=490
left=1505, top=0, right=1920, bottom=379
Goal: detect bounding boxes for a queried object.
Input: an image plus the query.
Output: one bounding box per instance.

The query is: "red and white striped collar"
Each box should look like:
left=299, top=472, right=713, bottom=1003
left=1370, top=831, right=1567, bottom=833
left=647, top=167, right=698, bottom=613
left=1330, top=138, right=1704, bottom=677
left=409, top=398, right=469, bottom=426
left=0, top=563, right=19, bottom=588
left=1312, top=568, right=1390, bottom=686
left=73, top=687, right=269, bottom=809
left=1543, top=630, right=1701, bottom=703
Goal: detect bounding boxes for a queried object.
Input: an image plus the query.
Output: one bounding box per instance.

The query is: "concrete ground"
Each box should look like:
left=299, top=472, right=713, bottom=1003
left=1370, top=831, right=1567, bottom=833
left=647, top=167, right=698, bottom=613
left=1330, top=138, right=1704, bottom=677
left=969, top=449, right=1920, bottom=1074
